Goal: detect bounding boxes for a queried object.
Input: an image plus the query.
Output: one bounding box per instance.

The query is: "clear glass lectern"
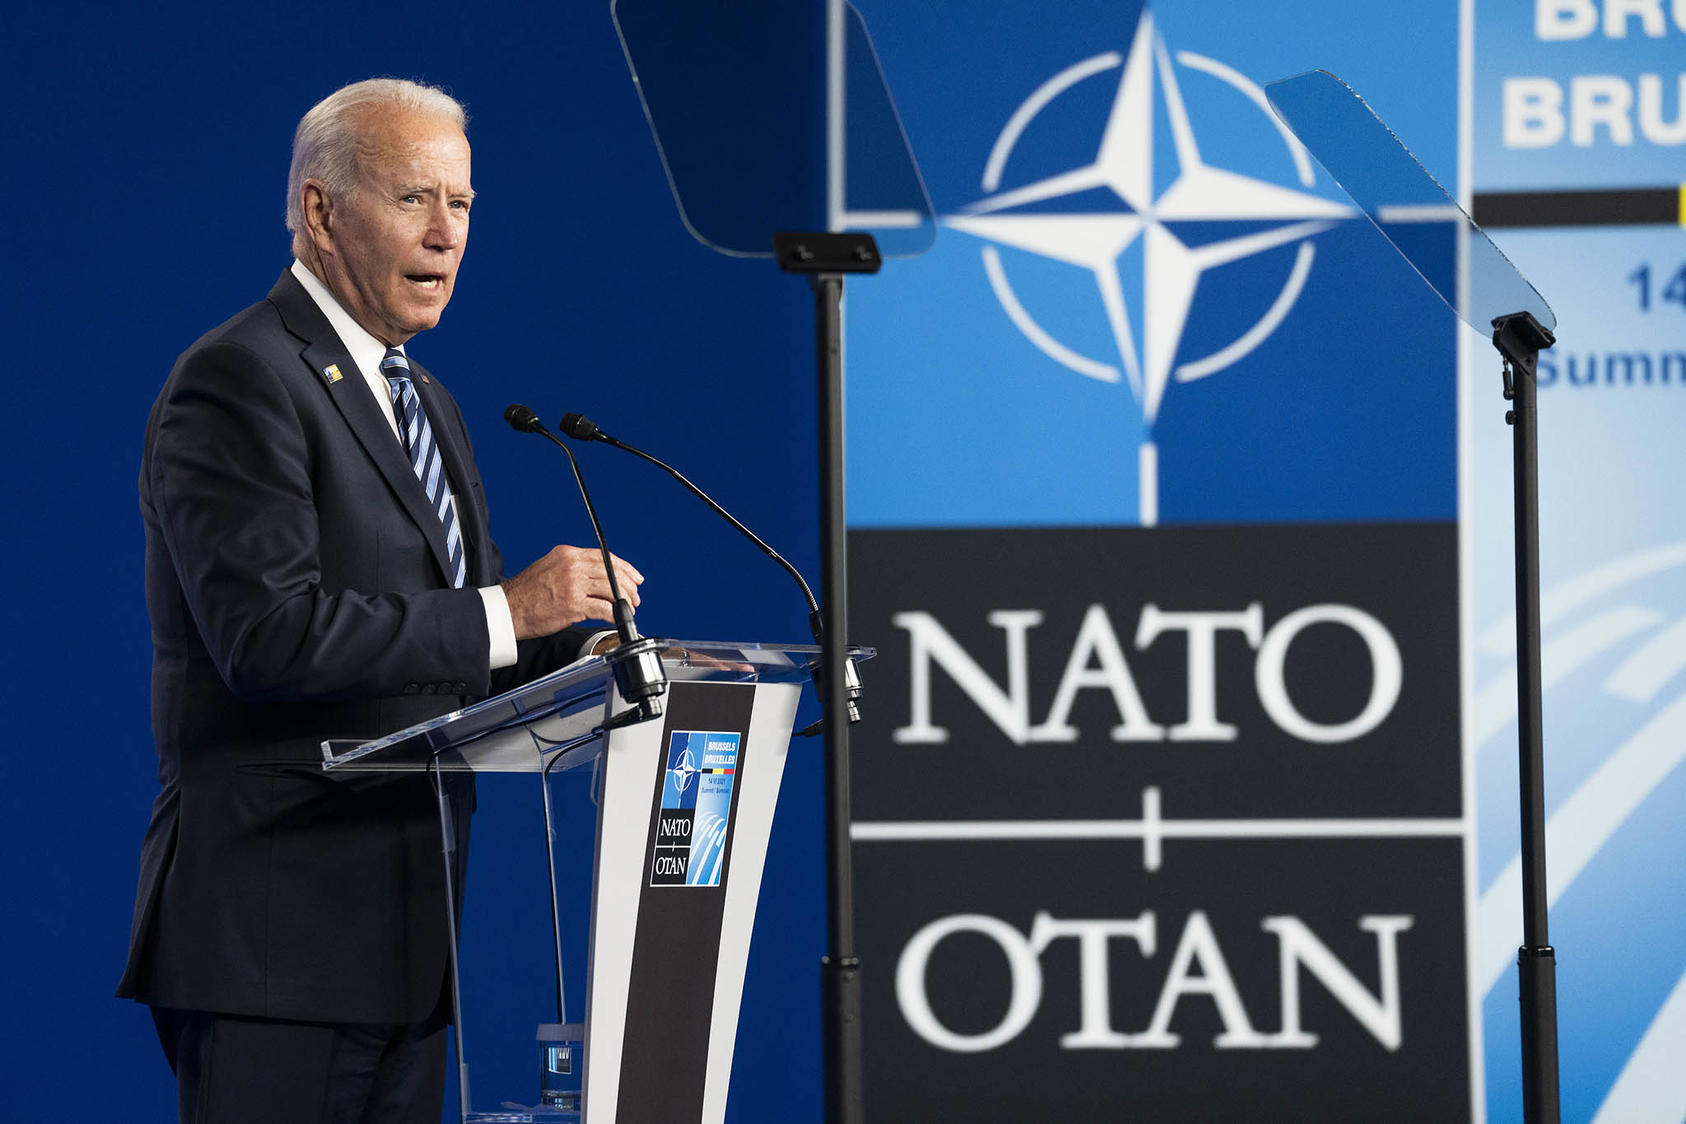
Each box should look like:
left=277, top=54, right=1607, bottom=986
left=322, top=641, right=871, bottom=1124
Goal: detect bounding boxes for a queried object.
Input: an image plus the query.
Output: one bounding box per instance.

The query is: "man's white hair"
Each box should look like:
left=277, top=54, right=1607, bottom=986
left=285, top=78, right=467, bottom=237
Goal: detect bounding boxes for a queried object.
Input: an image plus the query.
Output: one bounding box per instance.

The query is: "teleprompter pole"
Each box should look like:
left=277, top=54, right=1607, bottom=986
left=815, top=271, right=862, bottom=1124
left=776, top=231, right=880, bottom=1124
left=1493, top=310, right=1560, bottom=1124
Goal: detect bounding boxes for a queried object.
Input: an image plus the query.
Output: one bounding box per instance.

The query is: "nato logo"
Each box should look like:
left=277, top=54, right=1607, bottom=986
left=652, top=730, right=740, bottom=888
left=847, top=4, right=1457, bottom=528
left=945, top=10, right=1352, bottom=526
left=666, top=744, right=699, bottom=810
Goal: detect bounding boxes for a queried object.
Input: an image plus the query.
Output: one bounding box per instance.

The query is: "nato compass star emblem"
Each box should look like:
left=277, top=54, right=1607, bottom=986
left=669, top=748, right=698, bottom=799
left=946, top=11, right=1354, bottom=525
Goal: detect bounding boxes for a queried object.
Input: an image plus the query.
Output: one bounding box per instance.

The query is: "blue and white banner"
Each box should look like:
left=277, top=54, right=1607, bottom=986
left=845, top=0, right=1476, bottom=1118
left=844, top=0, right=1686, bottom=1114
left=846, top=0, right=1460, bottom=531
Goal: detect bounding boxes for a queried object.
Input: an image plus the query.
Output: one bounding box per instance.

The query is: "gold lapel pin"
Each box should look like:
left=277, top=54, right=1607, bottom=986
left=322, top=363, right=344, bottom=384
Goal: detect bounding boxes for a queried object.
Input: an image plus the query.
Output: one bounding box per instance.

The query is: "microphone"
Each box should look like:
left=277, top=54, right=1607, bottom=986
left=504, top=404, right=666, bottom=727
left=557, top=411, right=862, bottom=728
left=504, top=403, right=543, bottom=433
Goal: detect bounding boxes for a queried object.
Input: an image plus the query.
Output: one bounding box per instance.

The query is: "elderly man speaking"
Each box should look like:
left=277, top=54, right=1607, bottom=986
left=117, top=78, right=638, bottom=1122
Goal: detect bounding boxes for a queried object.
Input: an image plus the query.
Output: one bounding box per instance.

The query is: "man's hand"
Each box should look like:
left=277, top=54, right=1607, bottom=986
left=501, top=546, right=643, bottom=641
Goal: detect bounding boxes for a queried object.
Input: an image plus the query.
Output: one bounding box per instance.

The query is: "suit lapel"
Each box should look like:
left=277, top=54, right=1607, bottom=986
left=269, top=272, right=458, bottom=587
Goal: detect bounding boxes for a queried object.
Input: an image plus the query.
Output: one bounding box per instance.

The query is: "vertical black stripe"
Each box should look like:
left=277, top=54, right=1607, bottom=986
left=615, top=681, right=756, bottom=1122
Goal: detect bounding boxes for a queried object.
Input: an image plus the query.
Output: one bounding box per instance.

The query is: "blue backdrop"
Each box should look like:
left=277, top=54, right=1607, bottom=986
left=4, top=2, right=831, bottom=1118
left=8, top=2, right=1684, bottom=1120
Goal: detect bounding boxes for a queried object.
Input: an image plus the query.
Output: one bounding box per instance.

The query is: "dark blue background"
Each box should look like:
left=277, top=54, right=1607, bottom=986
left=3, top=2, right=836, bottom=1117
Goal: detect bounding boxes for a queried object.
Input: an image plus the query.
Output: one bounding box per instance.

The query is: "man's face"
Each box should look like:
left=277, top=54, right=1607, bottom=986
left=315, top=107, right=473, bottom=346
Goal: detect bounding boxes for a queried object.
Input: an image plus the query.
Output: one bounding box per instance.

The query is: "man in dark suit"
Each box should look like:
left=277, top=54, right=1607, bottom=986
left=117, top=78, right=640, bottom=1122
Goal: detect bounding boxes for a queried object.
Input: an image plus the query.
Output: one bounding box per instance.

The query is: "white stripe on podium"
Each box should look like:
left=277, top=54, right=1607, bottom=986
left=700, top=682, right=802, bottom=1123
left=581, top=692, right=666, bottom=1123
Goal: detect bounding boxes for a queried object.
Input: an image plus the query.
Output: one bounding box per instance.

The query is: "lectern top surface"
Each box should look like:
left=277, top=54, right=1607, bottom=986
left=319, top=640, right=872, bottom=774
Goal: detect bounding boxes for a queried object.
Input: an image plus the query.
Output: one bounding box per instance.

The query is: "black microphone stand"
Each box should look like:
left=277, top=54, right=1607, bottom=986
left=556, top=411, right=864, bottom=734
left=504, top=405, right=667, bottom=728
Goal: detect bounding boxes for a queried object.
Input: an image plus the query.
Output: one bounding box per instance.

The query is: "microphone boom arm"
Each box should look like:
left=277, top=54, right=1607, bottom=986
left=558, top=411, right=861, bottom=726
left=504, top=404, right=666, bottom=727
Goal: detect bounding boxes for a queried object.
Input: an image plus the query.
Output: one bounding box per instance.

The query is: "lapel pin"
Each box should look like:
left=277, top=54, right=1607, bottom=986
left=322, top=363, right=344, bottom=384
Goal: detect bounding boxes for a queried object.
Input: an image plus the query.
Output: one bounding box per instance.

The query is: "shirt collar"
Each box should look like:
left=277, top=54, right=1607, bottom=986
left=290, top=259, right=403, bottom=383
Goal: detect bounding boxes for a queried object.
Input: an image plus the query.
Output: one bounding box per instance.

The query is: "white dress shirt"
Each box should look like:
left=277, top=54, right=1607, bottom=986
left=290, top=259, right=519, bottom=670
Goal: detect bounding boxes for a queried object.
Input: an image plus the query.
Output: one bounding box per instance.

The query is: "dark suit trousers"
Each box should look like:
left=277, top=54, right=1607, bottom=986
left=151, top=1007, right=447, bottom=1123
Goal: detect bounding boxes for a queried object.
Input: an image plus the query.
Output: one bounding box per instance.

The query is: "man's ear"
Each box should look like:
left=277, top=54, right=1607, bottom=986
left=301, top=180, right=335, bottom=255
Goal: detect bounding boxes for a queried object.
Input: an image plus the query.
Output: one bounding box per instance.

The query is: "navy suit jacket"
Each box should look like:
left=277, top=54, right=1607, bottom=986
left=118, top=270, right=588, bottom=1024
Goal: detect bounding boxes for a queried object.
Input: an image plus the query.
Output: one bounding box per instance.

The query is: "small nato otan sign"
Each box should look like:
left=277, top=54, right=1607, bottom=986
left=650, top=730, right=740, bottom=888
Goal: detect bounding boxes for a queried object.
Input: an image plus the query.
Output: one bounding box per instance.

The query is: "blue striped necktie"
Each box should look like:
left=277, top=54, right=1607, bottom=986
left=381, top=348, right=467, bottom=588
